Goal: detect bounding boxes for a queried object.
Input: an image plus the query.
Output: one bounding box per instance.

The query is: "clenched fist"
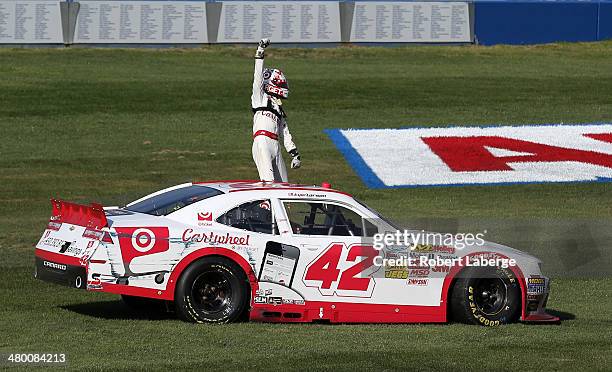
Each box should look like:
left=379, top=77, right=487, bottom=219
left=255, top=39, right=271, bottom=58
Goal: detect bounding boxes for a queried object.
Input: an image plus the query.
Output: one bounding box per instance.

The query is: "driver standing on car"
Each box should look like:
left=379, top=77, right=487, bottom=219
left=251, top=38, right=301, bottom=182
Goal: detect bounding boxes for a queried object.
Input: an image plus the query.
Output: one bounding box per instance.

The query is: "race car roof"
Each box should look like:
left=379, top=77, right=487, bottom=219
left=193, top=180, right=352, bottom=197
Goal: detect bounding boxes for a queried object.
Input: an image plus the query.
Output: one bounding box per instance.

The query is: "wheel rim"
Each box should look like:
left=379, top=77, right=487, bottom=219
left=473, top=278, right=508, bottom=316
left=191, top=269, right=233, bottom=314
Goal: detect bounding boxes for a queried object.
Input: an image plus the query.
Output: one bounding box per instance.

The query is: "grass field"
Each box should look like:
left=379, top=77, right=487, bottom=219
left=1, top=42, right=611, bottom=370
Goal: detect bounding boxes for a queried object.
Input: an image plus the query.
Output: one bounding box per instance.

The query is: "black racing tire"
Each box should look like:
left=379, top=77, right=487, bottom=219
left=121, top=295, right=166, bottom=312
left=174, top=257, right=249, bottom=323
left=450, top=266, right=521, bottom=326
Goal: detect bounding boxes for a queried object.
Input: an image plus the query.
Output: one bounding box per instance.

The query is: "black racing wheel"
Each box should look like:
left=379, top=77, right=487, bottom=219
left=174, top=257, right=249, bottom=323
left=450, top=266, right=521, bottom=326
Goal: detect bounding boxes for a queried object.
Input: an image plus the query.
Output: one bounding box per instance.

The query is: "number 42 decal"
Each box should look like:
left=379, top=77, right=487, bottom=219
left=303, top=243, right=380, bottom=298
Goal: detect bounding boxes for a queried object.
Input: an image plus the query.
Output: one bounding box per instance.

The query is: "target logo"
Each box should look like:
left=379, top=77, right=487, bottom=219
left=115, top=227, right=169, bottom=264
left=131, top=228, right=157, bottom=252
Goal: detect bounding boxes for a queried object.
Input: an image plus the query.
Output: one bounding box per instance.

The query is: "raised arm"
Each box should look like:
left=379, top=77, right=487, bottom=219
left=251, top=39, right=270, bottom=108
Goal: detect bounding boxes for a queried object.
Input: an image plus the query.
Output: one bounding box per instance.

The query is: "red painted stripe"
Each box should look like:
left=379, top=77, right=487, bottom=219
left=35, top=248, right=82, bottom=267
left=250, top=301, right=445, bottom=323
left=100, top=283, right=172, bottom=300
left=584, top=132, right=612, bottom=144
left=193, top=179, right=260, bottom=185
left=253, top=130, right=279, bottom=140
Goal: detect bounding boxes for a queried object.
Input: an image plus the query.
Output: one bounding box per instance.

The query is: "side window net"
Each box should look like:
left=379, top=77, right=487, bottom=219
left=284, top=202, right=376, bottom=237
left=217, top=200, right=273, bottom=234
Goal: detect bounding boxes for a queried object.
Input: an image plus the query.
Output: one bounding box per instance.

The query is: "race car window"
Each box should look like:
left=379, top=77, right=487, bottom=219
left=283, top=201, right=377, bottom=237
left=217, top=200, right=274, bottom=234
left=125, top=186, right=223, bottom=216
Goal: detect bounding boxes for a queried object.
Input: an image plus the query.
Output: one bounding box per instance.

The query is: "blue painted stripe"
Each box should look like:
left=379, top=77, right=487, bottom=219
left=324, top=128, right=386, bottom=189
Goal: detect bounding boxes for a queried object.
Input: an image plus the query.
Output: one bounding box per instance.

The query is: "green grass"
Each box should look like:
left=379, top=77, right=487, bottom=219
left=1, top=42, right=611, bottom=370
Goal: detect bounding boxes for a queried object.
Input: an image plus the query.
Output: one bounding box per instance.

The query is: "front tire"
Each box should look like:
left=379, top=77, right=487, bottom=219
left=450, top=266, right=521, bottom=326
left=174, top=257, right=249, bottom=323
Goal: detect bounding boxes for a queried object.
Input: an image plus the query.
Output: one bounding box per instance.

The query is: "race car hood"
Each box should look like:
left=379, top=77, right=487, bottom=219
left=458, top=238, right=543, bottom=275
left=401, top=228, right=542, bottom=274
left=479, top=240, right=540, bottom=263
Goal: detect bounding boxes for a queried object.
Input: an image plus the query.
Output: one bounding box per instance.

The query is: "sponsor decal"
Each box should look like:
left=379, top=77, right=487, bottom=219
left=267, top=296, right=283, bottom=305
left=182, top=229, right=251, bottom=246
left=253, top=291, right=305, bottom=306
left=326, top=124, right=612, bottom=188
left=408, top=268, right=430, bottom=278
left=431, top=264, right=451, bottom=273
left=527, top=294, right=541, bottom=301
left=41, top=237, right=66, bottom=249
left=79, top=255, right=89, bottom=266
left=59, top=241, right=73, bottom=254
left=257, top=110, right=280, bottom=123
left=82, top=228, right=103, bottom=240
left=266, top=85, right=285, bottom=97
left=527, top=277, right=546, bottom=294
left=46, top=221, right=61, bottom=231
left=198, top=212, right=212, bottom=221
left=385, top=267, right=408, bottom=279
left=43, top=261, right=67, bottom=271
left=287, top=192, right=327, bottom=198
left=411, top=244, right=456, bottom=254
left=407, top=278, right=428, bottom=286
left=115, top=227, right=170, bottom=265
left=87, top=276, right=102, bottom=290
left=197, top=212, right=213, bottom=226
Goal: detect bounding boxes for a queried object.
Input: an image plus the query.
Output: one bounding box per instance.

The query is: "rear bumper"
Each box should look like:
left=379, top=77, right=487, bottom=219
left=34, top=256, right=87, bottom=290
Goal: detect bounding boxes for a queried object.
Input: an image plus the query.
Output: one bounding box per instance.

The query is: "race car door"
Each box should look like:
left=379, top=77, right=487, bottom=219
left=276, top=200, right=381, bottom=302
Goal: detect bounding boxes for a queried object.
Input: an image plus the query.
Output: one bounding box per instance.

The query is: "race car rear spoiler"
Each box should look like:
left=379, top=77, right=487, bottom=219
left=50, top=198, right=107, bottom=229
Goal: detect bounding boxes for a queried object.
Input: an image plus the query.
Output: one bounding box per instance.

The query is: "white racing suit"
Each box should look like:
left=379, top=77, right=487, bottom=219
left=251, top=58, right=297, bottom=182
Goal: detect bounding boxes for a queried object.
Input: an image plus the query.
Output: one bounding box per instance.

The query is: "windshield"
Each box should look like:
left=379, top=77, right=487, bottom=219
left=125, top=185, right=223, bottom=216
left=354, top=198, right=402, bottom=230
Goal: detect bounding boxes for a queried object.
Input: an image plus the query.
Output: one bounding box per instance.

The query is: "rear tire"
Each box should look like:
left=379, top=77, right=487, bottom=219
left=450, top=266, right=521, bottom=326
left=174, top=257, right=249, bottom=323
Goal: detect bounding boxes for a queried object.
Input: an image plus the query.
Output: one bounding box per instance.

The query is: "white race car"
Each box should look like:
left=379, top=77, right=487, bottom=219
left=34, top=180, right=558, bottom=325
